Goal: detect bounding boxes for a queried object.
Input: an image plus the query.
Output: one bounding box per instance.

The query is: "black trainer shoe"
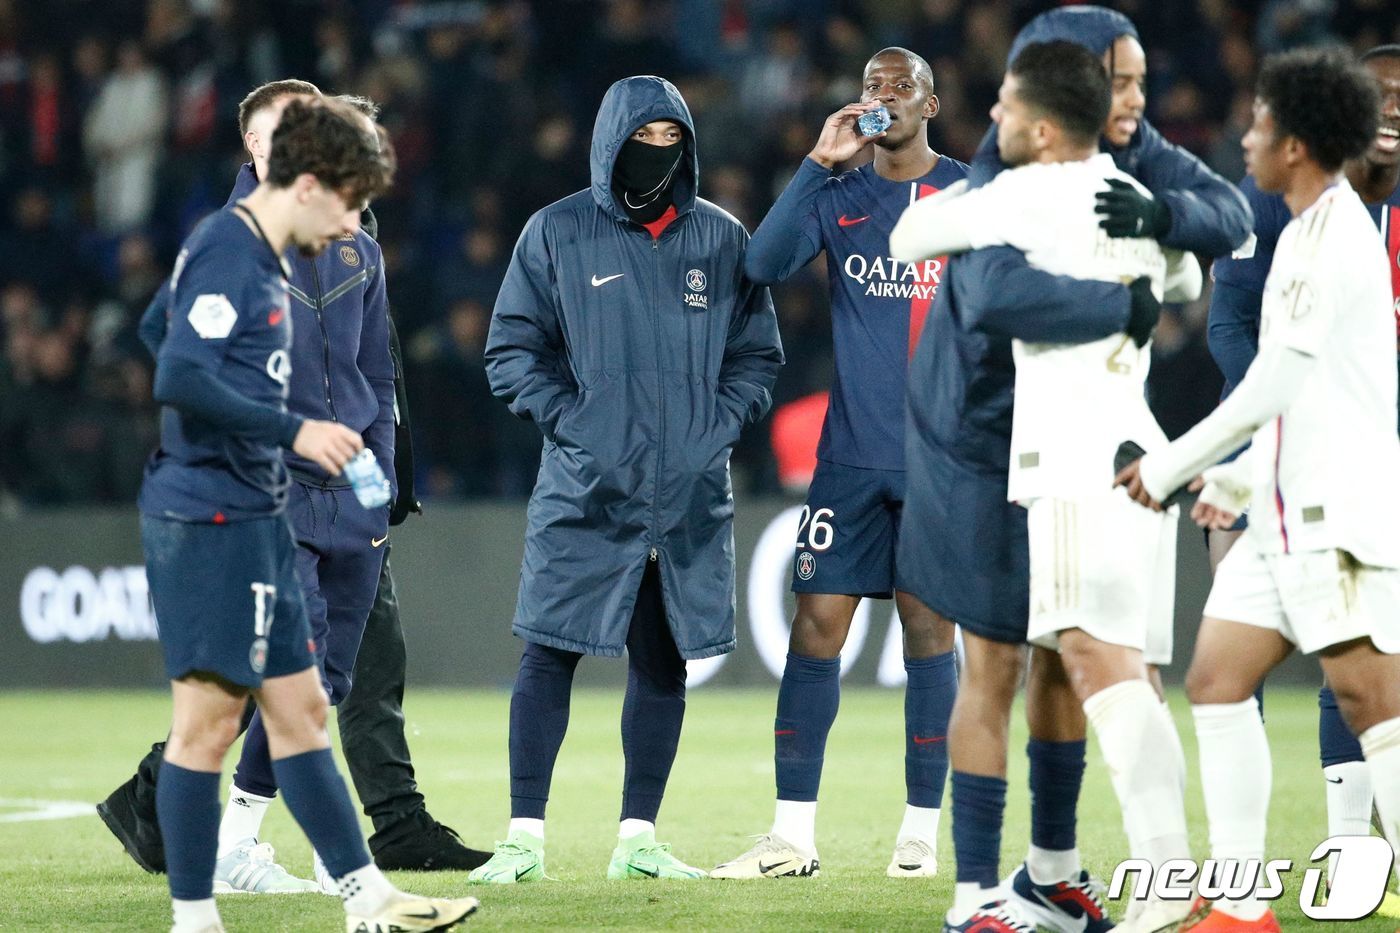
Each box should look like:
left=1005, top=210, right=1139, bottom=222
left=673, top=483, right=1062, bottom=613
left=370, top=811, right=492, bottom=871
left=96, top=775, right=165, bottom=873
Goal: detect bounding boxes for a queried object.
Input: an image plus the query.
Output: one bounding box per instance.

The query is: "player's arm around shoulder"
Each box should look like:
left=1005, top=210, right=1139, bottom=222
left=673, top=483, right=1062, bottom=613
left=1131, top=121, right=1252, bottom=255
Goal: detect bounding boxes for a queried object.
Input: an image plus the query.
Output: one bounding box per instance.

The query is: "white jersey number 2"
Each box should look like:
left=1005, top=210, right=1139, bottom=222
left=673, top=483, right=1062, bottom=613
left=795, top=507, right=836, bottom=552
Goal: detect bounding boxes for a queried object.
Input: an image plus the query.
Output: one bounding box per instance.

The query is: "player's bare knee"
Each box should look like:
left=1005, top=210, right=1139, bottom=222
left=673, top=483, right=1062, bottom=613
left=898, top=611, right=956, bottom=657
left=788, top=609, right=851, bottom=658
left=1184, top=659, right=1252, bottom=705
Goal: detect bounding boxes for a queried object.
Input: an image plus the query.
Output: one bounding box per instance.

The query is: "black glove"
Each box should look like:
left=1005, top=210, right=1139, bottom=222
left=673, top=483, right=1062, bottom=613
left=1126, top=276, right=1160, bottom=348
left=1096, top=178, right=1171, bottom=239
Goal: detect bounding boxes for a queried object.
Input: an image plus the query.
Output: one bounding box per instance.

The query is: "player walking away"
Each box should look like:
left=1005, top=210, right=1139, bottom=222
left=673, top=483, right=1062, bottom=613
left=1119, top=47, right=1400, bottom=933
left=97, top=83, right=489, bottom=894
left=708, top=47, right=964, bottom=882
left=895, top=39, right=1205, bottom=933
left=892, top=7, right=1252, bottom=933
left=469, top=75, right=782, bottom=885
left=1203, top=45, right=1400, bottom=913
left=140, top=98, right=476, bottom=933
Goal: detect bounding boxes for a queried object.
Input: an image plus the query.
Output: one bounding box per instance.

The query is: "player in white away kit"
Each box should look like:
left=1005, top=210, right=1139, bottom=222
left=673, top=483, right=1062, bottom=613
left=1119, top=48, right=1400, bottom=933
left=893, top=41, right=1201, bottom=933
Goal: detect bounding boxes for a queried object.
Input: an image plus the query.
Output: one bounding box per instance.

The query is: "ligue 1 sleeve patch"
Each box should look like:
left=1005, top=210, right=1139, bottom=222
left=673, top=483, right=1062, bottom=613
left=188, top=293, right=238, bottom=338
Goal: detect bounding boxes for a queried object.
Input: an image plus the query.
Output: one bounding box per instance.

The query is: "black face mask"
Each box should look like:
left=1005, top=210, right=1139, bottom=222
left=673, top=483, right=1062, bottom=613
left=612, top=137, right=684, bottom=224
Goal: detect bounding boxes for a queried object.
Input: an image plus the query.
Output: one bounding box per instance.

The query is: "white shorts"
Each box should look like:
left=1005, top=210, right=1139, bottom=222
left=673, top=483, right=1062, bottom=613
left=1203, top=535, right=1400, bottom=655
left=1025, top=491, right=1176, bottom=665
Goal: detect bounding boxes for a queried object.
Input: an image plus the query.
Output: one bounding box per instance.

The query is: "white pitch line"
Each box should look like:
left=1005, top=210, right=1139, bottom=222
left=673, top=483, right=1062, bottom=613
left=0, top=798, right=95, bottom=823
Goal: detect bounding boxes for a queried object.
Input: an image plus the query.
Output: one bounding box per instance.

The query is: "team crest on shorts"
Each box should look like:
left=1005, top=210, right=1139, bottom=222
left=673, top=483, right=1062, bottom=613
left=249, top=637, right=268, bottom=674
left=796, top=551, right=816, bottom=580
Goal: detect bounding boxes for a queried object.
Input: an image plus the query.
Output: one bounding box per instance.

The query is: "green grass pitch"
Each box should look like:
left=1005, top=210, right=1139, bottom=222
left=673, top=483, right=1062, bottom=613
left=0, top=687, right=1394, bottom=930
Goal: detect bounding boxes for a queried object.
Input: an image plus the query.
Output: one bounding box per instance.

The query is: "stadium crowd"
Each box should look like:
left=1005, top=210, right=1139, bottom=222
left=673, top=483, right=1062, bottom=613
left=1, top=0, right=1396, bottom=510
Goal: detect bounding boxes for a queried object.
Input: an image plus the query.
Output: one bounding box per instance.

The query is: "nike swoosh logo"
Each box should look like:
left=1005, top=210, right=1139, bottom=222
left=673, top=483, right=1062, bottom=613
left=912, top=735, right=945, bottom=744
left=632, top=864, right=660, bottom=877
left=837, top=215, right=870, bottom=227
left=514, top=866, right=533, bottom=880
left=591, top=273, right=625, bottom=286
left=403, top=907, right=440, bottom=920
left=371, top=535, right=388, bottom=548
left=758, top=859, right=797, bottom=874
left=1326, top=777, right=1344, bottom=784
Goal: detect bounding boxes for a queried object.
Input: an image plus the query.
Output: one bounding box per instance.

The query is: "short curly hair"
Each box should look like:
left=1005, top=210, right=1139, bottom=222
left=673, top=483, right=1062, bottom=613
left=266, top=99, right=396, bottom=206
left=1257, top=47, right=1379, bottom=172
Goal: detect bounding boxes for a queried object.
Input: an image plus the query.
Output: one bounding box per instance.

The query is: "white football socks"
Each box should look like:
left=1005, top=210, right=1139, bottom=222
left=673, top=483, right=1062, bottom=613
left=1360, top=717, right=1400, bottom=856
left=951, top=881, right=999, bottom=922
left=619, top=818, right=654, bottom=839
left=772, top=799, right=818, bottom=854
left=509, top=817, right=545, bottom=839
left=217, top=785, right=273, bottom=856
left=170, top=897, right=220, bottom=932
left=1083, top=680, right=1191, bottom=870
left=336, top=861, right=397, bottom=916
left=1192, top=698, right=1270, bottom=921
left=1322, top=760, right=1373, bottom=884
left=1026, top=844, right=1081, bottom=885
left=896, top=804, right=939, bottom=846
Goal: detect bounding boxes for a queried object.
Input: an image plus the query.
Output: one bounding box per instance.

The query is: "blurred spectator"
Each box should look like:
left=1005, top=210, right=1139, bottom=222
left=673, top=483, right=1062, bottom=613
left=1, top=0, right=1394, bottom=508
left=82, top=40, right=167, bottom=233
left=0, top=187, right=84, bottom=305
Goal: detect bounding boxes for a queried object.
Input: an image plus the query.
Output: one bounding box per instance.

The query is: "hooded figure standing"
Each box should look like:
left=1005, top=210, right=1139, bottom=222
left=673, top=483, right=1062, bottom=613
left=474, top=76, right=783, bottom=883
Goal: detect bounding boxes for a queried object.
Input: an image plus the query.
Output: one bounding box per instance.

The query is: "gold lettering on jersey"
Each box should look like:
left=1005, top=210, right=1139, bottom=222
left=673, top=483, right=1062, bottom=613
left=1092, top=228, right=1162, bottom=266
left=1105, top=335, right=1134, bottom=375
left=1282, top=278, right=1315, bottom=320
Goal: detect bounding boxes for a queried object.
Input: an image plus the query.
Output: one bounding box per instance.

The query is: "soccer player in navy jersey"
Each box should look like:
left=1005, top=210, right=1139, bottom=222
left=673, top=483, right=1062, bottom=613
left=891, top=8, right=1251, bottom=933
left=709, top=47, right=965, bottom=881
left=140, top=98, right=477, bottom=933
left=1204, top=44, right=1400, bottom=915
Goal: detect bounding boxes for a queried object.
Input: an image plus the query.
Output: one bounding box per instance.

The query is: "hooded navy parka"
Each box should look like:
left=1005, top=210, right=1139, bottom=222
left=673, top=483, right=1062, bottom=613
left=485, top=76, right=783, bottom=660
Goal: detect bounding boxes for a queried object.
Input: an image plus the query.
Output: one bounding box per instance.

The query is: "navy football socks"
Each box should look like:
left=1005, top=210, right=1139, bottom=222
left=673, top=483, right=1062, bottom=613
left=774, top=652, right=842, bottom=802
left=1319, top=685, right=1364, bottom=767
left=904, top=651, right=956, bottom=808
left=271, top=747, right=372, bottom=877
left=231, top=709, right=279, bottom=798
left=951, top=770, right=1007, bottom=887
left=509, top=642, right=582, bottom=820
left=1027, top=738, right=1086, bottom=851
left=156, top=761, right=221, bottom=900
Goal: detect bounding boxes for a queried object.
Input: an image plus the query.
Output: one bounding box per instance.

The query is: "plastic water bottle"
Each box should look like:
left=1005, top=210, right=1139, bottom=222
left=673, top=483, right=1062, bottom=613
left=344, top=449, right=391, bottom=509
left=857, top=105, right=891, bottom=137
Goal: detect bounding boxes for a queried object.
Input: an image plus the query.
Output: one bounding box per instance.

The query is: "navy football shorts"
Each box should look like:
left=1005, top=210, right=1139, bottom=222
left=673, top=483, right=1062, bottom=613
left=143, top=514, right=314, bottom=687
left=895, top=432, right=1030, bottom=644
left=791, top=460, right=905, bottom=599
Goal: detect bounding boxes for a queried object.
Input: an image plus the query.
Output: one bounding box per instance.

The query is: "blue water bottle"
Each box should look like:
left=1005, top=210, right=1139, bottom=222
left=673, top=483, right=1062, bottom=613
left=344, top=449, right=391, bottom=509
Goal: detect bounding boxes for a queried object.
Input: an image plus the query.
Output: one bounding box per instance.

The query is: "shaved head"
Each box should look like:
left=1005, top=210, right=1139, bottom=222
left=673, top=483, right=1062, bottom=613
left=868, top=47, right=935, bottom=96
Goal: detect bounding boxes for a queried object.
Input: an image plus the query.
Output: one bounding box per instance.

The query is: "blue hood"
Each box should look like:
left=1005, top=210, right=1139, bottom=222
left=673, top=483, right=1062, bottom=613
left=1007, top=5, right=1138, bottom=63
left=589, top=75, right=698, bottom=221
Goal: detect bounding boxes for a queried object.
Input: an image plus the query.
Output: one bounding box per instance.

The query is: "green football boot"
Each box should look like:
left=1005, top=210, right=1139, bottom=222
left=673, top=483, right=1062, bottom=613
left=606, top=829, right=707, bottom=880
left=466, top=830, right=545, bottom=884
